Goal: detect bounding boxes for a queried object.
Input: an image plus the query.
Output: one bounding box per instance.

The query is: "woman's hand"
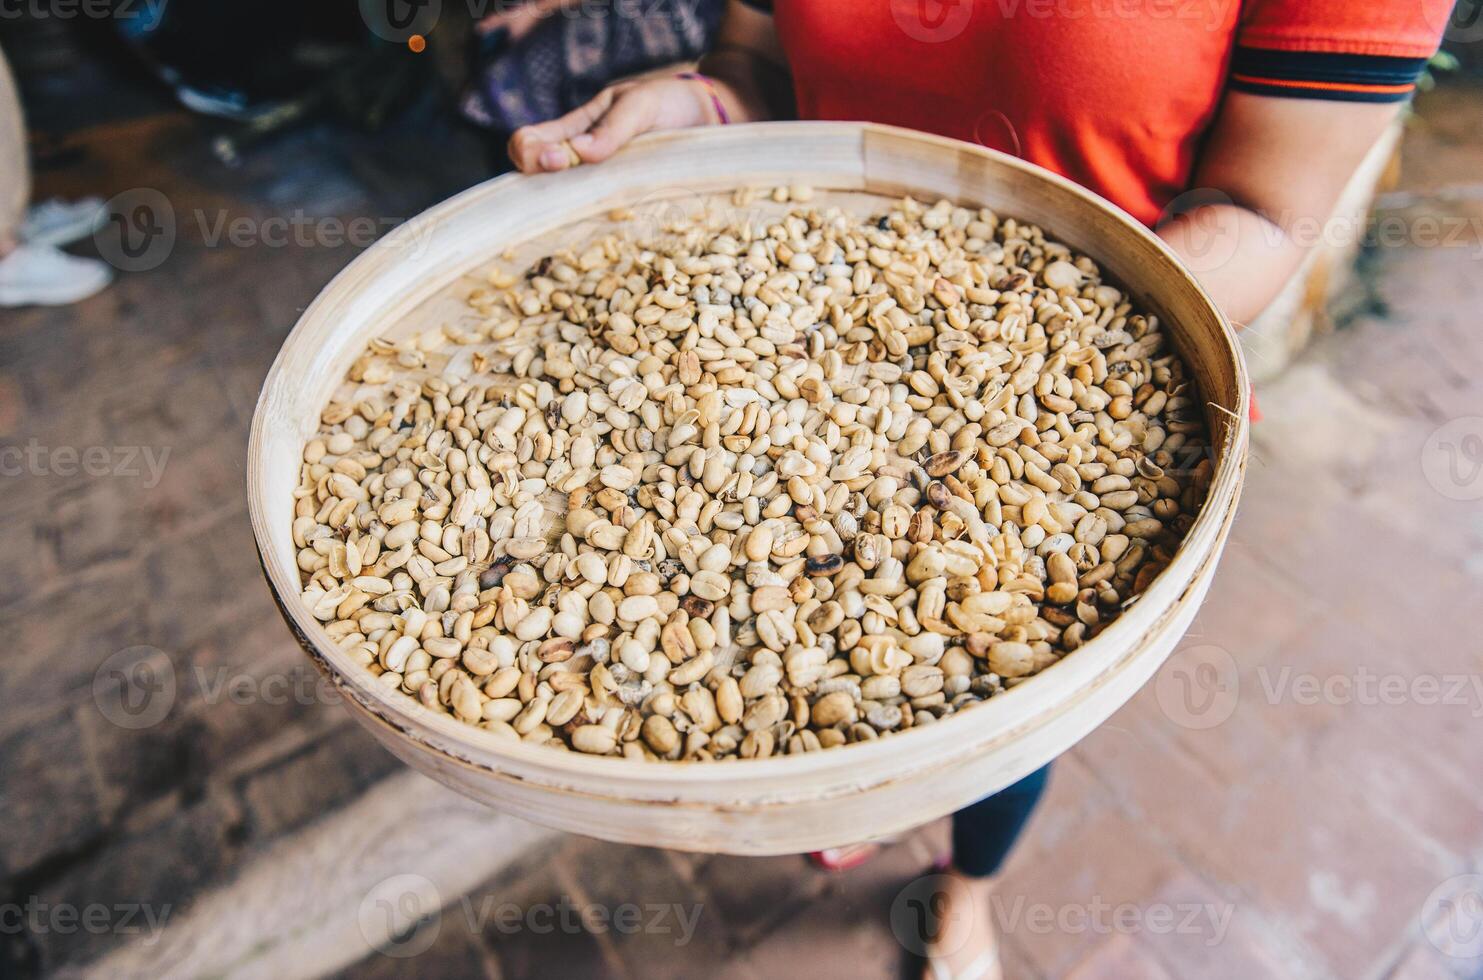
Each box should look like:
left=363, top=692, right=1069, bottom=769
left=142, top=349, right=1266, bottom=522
left=507, top=1, right=791, bottom=174
left=507, top=77, right=718, bottom=174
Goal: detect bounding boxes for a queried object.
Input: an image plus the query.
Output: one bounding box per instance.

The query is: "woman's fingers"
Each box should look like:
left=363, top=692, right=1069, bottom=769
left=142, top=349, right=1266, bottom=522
left=568, top=87, right=659, bottom=164
left=507, top=88, right=619, bottom=173
left=506, top=78, right=701, bottom=173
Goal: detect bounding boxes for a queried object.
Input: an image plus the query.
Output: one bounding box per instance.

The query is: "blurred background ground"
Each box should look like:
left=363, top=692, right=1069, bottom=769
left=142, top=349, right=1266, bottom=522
left=2, top=12, right=1482, bottom=980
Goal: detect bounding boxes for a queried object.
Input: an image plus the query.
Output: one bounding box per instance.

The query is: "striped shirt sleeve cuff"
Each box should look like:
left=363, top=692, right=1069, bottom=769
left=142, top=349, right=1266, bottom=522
left=1229, top=47, right=1428, bottom=103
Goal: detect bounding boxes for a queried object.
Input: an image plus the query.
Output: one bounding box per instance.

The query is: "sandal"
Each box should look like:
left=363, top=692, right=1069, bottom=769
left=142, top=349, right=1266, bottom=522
left=927, top=948, right=1000, bottom=980
left=807, top=841, right=884, bottom=871
left=918, top=862, right=1002, bottom=980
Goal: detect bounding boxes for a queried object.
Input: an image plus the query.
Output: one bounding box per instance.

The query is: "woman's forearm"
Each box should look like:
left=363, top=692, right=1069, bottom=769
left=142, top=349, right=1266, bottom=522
left=696, top=0, right=793, bottom=124
left=696, top=47, right=794, bottom=124
left=1165, top=92, right=1403, bottom=329
left=1158, top=203, right=1305, bottom=326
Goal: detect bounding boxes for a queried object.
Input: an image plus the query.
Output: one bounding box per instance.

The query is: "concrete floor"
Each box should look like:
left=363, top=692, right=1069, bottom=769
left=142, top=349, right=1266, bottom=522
left=2, top=67, right=1481, bottom=980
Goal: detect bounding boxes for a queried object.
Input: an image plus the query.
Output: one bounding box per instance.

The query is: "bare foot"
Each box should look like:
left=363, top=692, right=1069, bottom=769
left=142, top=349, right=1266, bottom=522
left=921, top=869, right=1002, bottom=980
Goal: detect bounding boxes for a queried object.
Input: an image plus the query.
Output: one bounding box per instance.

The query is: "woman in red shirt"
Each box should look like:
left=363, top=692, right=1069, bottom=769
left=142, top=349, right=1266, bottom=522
left=512, top=0, right=1450, bottom=325
left=509, top=3, right=1449, bottom=975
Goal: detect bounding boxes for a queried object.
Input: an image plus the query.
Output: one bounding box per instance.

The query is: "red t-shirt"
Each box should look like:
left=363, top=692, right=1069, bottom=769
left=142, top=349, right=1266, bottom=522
left=739, top=0, right=1451, bottom=224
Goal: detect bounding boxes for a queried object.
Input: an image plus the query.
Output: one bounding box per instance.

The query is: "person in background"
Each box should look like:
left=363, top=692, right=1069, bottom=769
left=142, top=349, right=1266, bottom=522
left=460, top=0, right=724, bottom=162
left=506, top=2, right=1450, bottom=977
left=0, top=46, right=112, bottom=308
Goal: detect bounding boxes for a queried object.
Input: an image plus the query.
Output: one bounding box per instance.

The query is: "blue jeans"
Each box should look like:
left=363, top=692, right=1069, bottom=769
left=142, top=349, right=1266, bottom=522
left=951, top=764, right=1052, bottom=877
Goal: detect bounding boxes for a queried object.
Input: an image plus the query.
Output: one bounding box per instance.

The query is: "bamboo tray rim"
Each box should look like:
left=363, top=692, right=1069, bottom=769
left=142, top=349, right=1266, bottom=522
left=248, top=121, right=1249, bottom=790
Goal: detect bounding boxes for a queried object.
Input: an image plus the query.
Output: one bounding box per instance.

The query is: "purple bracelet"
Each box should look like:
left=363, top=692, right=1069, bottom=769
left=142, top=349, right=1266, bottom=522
left=676, top=71, right=731, bottom=125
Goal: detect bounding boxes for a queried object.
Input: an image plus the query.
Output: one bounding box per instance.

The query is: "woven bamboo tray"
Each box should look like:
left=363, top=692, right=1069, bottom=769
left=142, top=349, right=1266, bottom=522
left=248, top=122, right=1248, bottom=855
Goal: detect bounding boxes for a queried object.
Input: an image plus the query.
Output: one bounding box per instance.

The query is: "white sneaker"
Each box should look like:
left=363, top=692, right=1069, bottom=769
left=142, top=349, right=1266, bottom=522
left=19, top=197, right=109, bottom=248
left=0, top=243, right=114, bottom=307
